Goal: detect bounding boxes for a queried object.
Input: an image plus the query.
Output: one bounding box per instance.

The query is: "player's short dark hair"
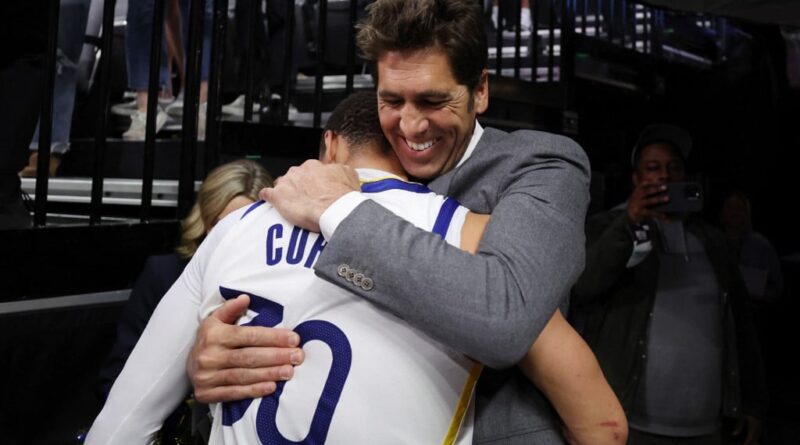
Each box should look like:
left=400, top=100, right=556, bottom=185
left=357, top=0, right=487, bottom=91
left=321, top=91, right=389, bottom=156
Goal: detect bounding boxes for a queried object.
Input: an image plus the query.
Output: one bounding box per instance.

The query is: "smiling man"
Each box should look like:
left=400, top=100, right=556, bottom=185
left=187, top=0, right=591, bottom=442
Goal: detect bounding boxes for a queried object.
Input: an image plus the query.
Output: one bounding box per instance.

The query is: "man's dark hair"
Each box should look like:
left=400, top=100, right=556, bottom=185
left=320, top=91, right=389, bottom=157
left=356, top=0, right=488, bottom=91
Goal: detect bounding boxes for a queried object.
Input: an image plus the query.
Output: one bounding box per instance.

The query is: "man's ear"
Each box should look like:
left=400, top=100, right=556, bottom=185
left=322, top=130, right=336, bottom=164
left=473, top=69, right=489, bottom=114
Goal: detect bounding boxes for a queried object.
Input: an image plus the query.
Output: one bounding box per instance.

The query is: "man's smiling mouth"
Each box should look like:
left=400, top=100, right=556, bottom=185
left=406, top=138, right=439, bottom=152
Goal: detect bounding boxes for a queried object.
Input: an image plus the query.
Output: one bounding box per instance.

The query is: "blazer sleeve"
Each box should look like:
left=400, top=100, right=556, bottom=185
left=313, top=134, right=590, bottom=369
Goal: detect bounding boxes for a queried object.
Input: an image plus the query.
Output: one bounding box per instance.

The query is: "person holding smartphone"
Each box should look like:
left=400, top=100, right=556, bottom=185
left=571, top=124, right=767, bottom=445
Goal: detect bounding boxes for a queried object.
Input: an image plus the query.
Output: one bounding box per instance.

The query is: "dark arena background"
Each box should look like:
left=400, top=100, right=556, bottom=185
left=1, top=0, right=799, bottom=443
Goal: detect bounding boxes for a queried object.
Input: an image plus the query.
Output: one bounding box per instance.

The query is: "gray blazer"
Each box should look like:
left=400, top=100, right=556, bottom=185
left=315, top=127, right=591, bottom=443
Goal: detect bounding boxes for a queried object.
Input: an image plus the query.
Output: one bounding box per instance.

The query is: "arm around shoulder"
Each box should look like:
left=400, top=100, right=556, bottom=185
left=315, top=132, right=591, bottom=368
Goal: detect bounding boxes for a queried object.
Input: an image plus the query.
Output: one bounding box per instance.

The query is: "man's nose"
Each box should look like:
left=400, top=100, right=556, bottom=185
left=399, top=105, right=429, bottom=136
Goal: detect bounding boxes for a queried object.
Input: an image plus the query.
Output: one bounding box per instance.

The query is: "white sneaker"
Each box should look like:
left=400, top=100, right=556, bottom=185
left=165, top=94, right=184, bottom=118
left=123, top=108, right=168, bottom=141
left=221, top=94, right=261, bottom=118
left=110, top=99, right=137, bottom=116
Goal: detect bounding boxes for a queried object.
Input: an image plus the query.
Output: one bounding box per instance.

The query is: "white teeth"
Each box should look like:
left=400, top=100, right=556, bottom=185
left=407, top=139, right=436, bottom=151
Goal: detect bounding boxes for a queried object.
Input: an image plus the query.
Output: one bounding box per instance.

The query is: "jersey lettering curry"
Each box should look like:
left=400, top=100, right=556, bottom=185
left=198, top=170, right=482, bottom=444
left=85, top=169, right=481, bottom=445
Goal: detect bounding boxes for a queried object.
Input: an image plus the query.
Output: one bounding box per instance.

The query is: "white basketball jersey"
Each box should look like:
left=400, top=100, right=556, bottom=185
left=200, top=170, right=481, bottom=445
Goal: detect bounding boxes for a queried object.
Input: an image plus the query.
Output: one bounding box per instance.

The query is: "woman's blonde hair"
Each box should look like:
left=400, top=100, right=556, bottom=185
left=177, top=159, right=273, bottom=258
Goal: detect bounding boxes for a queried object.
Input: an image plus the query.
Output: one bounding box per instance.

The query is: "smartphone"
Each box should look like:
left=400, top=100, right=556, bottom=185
left=650, top=181, right=703, bottom=213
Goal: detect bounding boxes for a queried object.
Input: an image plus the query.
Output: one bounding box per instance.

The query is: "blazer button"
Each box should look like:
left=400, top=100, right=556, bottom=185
left=353, top=273, right=364, bottom=286
left=360, top=277, right=374, bottom=291
left=337, top=264, right=350, bottom=277
left=346, top=269, right=356, bottom=282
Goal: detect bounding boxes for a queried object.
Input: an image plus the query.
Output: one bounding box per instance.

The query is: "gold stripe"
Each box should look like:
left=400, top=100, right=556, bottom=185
left=441, top=362, right=483, bottom=445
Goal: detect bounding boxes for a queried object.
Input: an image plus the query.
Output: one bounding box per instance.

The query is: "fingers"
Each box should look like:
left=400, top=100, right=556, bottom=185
left=216, top=324, right=301, bottom=349
left=211, top=294, right=251, bottom=324
left=217, top=345, right=304, bottom=368
left=628, top=183, right=669, bottom=224
left=194, top=362, right=297, bottom=388
left=259, top=186, right=272, bottom=202
left=639, top=193, right=669, bottom=208
left=639, top=183, right=666, bottom=197
left=194, top=380, right=278, bottom=404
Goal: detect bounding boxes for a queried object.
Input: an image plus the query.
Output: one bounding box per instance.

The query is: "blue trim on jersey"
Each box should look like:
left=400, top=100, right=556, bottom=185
left=361, top=178, right=431, bottom=194
left=432, top=197, right=460, bottom=240
left=241, top=200, right=265, bottom=219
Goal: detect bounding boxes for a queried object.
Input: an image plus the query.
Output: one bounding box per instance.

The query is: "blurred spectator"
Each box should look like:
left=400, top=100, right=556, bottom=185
left=21, top=0, right=91, bottom=178
left=571, top=124, right=767, bottom=445
left=0, top=1, right=50, bottom=229
left=719, top=190, right=783, bottom=304
left=490, top=0, right=531, bottom=33
left=123, top=0, right=213, bottom=140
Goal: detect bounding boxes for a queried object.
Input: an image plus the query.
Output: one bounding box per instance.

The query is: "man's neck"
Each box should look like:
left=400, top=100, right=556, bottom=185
left=346, top=153, right=408, bottom=180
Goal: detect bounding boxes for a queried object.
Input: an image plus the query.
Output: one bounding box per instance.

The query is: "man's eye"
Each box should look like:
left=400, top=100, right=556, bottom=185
left=382, top=99, right=402, bottom=107
left=422, top=100, right=446, bottom=108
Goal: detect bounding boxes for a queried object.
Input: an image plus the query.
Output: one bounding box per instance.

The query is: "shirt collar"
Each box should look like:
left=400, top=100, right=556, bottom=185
left=456, top=121, right=483, bottom=169
left=354, top=168, right=405, bottom=181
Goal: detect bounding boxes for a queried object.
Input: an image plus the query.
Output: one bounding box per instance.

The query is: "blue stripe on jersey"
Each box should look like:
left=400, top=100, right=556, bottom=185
left=241, top=200, right=265, bottom=219
left=361, top=178, right=431, bottom=194
left=432, top=197, right=460, bottom=240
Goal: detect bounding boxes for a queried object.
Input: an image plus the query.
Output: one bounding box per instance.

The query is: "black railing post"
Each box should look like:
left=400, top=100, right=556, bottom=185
left=495, top=0, right=504, bottom=76
left=513, top=0, right=522, bottom=79
left=561, top=0, right=578, bottom=135
left=581, top=0, right=587, bottom=35
left=608, top=0, right=615, bottom=43
left=345, top=0, right=358, bottom=95
left=651, top=10, right=662, bottom=57
left=244, top=0, right=258, bottom=122
left=140, top=0, right=166, bottom=223
left=561, top=0, right=576, bottom=95
left=178, top=0, right=206, bottom=219
left=532, top=0, right=539, bottom=81
left=90, top=0, right=118, bottom=225
left=313, top=0, right=328, bottom=128
left=620, top=0, right=627, bottom=48
left=547, top=0, right=555, bottom=82
left=281, top=0, right=296, bottom=122
left=206, top=0, right=228, bottom=174
left=34, top=0, right=61, bottom=227
left=642, top=6, right=649, bottom=53
left=596, top=0, right=602, bottom=38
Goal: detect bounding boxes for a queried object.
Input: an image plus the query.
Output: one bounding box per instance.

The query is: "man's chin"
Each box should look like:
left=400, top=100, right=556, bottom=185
left=400, top=161, right=439, bottom=182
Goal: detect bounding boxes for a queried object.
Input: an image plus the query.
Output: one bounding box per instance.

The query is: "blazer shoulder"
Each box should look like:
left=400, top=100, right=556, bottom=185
left=479, top=127, right=588, bottom=164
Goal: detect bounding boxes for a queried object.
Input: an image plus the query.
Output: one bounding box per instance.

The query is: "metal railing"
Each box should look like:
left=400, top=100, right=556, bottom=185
left=27, top=0, right=730, bottom=228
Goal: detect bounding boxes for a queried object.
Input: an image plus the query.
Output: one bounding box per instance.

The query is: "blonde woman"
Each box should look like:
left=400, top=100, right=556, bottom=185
left=98, top=159, right=272, bottom=399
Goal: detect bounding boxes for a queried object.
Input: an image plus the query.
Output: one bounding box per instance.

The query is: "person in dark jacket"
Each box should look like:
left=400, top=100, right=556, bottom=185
left=571, top=124, right=767, bottom=445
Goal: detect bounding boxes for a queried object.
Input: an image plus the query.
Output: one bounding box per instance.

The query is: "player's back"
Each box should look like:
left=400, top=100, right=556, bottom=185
left=200, top=171, right=479, bottom=445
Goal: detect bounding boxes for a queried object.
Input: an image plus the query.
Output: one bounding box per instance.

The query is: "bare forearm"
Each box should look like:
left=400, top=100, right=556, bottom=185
left=517, top=311, right=627, bottom=445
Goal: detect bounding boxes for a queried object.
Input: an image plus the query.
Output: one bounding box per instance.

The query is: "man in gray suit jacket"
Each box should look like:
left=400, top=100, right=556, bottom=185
left=187, top=0, right=591, bottom=442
